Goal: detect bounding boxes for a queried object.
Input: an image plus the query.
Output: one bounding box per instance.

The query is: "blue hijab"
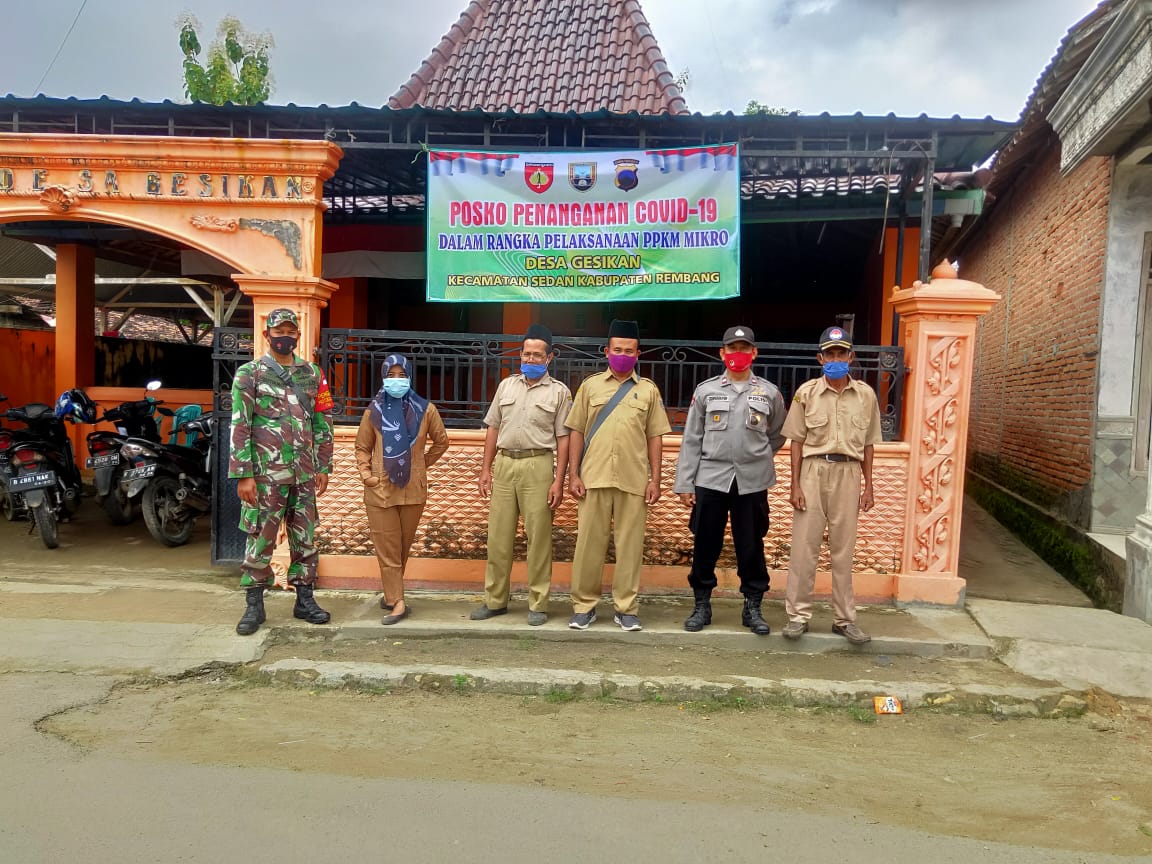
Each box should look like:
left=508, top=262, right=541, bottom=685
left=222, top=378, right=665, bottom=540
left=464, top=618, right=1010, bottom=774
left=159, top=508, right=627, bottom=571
left=369, top=353, right=429, bottom=487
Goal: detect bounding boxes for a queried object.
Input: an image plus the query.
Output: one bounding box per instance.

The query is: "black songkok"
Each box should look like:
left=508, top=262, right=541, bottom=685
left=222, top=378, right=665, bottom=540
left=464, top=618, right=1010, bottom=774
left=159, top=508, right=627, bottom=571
left=608, top=319, right=639, bottom=340
left=523, top=323, right=554, bottom=350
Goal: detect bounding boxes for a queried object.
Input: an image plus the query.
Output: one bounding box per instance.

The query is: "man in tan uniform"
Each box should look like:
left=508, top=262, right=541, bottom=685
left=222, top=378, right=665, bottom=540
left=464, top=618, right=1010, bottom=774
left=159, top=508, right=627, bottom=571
left=473, top=324, right=573, bottom=625
left=782, top=326, right=882, bottom=645
left=566, top=319, right=671, bottom=632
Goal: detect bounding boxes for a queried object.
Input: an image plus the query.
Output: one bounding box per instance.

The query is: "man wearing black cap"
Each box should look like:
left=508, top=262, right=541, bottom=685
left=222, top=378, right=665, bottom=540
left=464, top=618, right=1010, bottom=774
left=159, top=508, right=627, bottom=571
left=780, top=326, right=882, bottom=645
left=565, top=319, right=671, bottom=631
left=473, top=324, right=573, bottom=625
left=674, top=325, right=787, bottom=634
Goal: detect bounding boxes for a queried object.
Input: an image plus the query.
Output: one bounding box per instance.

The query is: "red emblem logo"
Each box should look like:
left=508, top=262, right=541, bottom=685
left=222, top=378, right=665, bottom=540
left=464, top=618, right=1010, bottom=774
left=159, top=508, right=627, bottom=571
left=830, top=328, right=843, bottom=340
left=524, top=163, right=554, bottom=194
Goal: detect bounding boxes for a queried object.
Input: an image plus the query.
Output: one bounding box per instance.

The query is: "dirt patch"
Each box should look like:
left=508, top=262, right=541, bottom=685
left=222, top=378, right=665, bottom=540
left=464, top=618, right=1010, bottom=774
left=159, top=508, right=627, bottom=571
left=42, top=677, right=1152, bottom=857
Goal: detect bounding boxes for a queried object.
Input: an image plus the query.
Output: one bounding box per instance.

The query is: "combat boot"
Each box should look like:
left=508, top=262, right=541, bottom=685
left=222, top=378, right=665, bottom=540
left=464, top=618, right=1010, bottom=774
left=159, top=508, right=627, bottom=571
left=293, top=584, right=331, bottom=625
left=236, top=587, right=266, bottom=636
left=741, top=595, right=771, bottom=636
left=683, top=590, right=712, bottom=632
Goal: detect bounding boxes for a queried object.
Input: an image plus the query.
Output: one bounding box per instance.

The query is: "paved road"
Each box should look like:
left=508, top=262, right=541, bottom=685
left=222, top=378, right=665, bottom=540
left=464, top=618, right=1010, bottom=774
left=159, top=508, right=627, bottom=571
left=2, top=672, right=1141, bottom=864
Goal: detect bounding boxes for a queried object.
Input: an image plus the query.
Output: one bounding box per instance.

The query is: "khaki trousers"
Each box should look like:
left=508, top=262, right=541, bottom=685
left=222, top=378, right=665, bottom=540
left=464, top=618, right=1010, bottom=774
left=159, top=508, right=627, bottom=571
left=570, top=487, right=647, bottom=615
left=483, top=453, right=555, bottom=612
left=786, top=459, right=860, bottom=626
left=365, top=501, right=425, bottom=606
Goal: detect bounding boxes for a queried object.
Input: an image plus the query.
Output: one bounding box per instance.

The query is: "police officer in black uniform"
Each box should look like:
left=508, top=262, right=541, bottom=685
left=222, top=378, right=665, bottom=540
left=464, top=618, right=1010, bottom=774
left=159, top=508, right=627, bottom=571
left=674, top=325, right=787, bottom=634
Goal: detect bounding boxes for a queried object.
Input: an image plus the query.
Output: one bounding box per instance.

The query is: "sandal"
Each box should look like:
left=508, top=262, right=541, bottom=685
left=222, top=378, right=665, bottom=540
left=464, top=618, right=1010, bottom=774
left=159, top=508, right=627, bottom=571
left=379, top=595, right=394, bottom=611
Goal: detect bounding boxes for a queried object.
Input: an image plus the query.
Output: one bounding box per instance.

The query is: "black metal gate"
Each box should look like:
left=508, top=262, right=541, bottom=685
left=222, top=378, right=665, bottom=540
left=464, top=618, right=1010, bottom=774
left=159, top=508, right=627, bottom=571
left=320, top=330, right=907, bottom=439
left=211, top=327, right=253, bottom=564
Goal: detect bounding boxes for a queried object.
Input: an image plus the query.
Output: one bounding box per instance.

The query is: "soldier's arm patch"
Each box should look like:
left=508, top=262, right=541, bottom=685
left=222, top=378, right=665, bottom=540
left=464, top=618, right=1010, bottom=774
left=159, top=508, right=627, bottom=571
left=315, top=375, right=334, bottom=413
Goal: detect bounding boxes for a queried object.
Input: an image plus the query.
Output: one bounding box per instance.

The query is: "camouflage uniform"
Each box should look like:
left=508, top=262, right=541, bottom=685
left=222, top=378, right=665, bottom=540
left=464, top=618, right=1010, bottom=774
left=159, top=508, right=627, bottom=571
left=229, top=348, right=334, bottom=588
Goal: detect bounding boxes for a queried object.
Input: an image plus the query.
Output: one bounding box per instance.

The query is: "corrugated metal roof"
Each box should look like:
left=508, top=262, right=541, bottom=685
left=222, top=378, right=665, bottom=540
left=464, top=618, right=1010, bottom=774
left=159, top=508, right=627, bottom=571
left=0, top=96, right=1016, bottom=215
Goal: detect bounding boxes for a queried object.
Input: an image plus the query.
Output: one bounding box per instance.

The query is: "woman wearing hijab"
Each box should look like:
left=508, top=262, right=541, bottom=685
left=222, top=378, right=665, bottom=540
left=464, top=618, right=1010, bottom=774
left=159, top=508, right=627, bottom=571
left=355, top=354, right=450, bottom=624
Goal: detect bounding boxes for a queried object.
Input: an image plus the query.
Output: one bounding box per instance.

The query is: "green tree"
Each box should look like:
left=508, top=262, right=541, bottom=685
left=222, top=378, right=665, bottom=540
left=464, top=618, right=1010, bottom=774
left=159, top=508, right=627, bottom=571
left=744, top=100, right=791, bottom=116
left=177, top=14, right=274, bottom=105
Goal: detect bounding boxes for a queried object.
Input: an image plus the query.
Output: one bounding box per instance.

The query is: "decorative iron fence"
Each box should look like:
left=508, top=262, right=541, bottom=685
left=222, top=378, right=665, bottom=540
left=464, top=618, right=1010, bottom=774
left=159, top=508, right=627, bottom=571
left=321, top=330, right=906, bottom=440
left=211, top=327, right=254, bottom=564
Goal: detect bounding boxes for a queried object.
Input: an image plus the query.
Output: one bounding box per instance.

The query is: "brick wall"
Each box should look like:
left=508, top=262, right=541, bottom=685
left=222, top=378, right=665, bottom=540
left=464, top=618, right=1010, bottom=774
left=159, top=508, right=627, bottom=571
left=959, top=136, right=1111, bottom=527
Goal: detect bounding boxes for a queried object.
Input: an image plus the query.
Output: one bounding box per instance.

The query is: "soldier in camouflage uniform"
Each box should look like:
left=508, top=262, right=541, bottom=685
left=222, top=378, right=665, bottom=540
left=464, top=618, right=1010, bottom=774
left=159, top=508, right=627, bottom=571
left=230, top=308, right=335, bottom=636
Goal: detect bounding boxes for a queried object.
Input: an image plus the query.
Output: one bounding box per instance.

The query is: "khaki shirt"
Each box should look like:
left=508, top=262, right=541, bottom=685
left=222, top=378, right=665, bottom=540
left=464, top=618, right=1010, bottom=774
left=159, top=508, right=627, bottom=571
left=781, top=376, right=883, bottom=460
left=354, top=405, right=450, bottom=507
left=483, top=372, right=573, bottom=450
left=566, top=369, right=671, bottom=496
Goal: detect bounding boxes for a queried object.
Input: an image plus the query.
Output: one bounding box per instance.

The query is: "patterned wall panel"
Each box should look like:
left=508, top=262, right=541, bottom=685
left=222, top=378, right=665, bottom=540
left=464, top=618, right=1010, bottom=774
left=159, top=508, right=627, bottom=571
left=911, top=335, right=962, bottom=572
left=317, top=429, right=909, bottom=575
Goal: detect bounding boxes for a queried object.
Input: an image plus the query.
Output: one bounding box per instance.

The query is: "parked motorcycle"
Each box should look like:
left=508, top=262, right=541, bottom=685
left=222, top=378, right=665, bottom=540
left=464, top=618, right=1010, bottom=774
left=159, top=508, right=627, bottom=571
left=2, top=390, right=95, bottom=548
left=85, top=380, right=172, bottom=525
left=123, top=412, right=215, bottom=547
left=0, top=392, right=20, bottom=521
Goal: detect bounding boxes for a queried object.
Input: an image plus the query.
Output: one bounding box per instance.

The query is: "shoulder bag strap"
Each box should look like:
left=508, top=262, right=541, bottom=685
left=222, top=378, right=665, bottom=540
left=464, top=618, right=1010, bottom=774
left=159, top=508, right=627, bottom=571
left=577, top=378, right=636, bottom=476
left=260, top=354, right=314, bottom=421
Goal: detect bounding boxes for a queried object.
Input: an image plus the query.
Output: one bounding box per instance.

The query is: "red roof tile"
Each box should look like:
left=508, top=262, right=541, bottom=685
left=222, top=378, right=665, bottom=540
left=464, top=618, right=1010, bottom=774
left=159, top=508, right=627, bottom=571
left=389, top=0, right=689, bottom=114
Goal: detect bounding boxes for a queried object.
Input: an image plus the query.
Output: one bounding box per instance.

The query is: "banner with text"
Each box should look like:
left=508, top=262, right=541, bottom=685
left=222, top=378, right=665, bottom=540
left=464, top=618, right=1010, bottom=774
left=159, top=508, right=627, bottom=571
left=426, top=145, right=740, bottom=302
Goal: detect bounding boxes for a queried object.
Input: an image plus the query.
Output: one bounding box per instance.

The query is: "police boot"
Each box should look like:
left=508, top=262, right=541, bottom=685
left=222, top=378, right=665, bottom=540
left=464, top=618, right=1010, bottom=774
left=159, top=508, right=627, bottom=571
left=742, top=595, right=771, bottom=636
left=293, top=584, right=331, bottom=625
left=236, top=587, right=266, bottom=636
left=683, top=590, right=712, bottom=632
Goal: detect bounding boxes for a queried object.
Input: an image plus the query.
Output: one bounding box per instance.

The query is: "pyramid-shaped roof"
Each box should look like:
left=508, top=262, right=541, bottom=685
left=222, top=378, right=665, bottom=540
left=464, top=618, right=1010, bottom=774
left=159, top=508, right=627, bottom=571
left=389, top=0, right=689, bottom=115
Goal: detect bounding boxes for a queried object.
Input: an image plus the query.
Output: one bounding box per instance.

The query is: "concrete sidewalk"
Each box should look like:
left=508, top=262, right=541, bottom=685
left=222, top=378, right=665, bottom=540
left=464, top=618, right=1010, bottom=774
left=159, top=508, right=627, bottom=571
left=1, top=493, right=1149, bottom=704
left=2, top=572, right=1150, bottom=707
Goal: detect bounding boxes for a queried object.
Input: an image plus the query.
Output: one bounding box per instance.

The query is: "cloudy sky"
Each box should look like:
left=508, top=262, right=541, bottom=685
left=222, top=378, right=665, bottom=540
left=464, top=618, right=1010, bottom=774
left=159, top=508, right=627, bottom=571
left=0, top=0, right=1103, bottom=120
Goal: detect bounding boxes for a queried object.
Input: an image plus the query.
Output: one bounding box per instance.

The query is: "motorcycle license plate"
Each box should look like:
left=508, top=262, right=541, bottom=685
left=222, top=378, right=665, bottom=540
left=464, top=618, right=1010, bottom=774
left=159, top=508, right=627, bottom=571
left=122, top=464, right=156, bottom=481
left=10, top=470, right=57, bottom=492
left=86, top=453, right=120, bottom=469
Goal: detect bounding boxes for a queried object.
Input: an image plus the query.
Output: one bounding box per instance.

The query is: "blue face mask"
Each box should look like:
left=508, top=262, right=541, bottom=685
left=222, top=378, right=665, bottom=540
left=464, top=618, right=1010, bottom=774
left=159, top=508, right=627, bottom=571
left=823, top=361, right=850, bottom=380
left=520, top=362, right=548, bottom=379
left=383, top=378, right=411, bottom=399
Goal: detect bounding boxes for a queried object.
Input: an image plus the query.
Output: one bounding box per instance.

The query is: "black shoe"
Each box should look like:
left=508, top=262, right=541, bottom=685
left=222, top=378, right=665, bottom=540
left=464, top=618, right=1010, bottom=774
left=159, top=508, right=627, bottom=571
left=382, top=604, right=410, bottom=626
left=236, top=587, right=266, bottom=636
left=742, top=597, right=771, bottom=636
left=292, top=584, right=331, bottom=625
left=683, top=593, right=712, bottom=632
left=469, top=604, right=508, bottom=620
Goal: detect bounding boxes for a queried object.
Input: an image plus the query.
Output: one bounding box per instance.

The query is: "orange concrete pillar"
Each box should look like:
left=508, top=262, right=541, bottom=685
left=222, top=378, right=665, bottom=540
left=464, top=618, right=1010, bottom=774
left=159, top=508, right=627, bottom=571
left=329, top=277, right=368, bottom=329
left=880, top=227, right=920, bottom=348
left=54, top=243, right=96, bottom=396
left=890, top=264, right=999, bottom=605
left=233, top=274, right=338, bottom=361
left=502, top=303, right=533, bottom=335
left=55, top=244, right=96, bottom=457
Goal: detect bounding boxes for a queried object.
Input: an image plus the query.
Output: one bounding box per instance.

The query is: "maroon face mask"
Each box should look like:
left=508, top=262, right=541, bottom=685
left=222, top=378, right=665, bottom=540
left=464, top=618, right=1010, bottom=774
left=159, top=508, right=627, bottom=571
left=607, top=354, right=637, bottom=374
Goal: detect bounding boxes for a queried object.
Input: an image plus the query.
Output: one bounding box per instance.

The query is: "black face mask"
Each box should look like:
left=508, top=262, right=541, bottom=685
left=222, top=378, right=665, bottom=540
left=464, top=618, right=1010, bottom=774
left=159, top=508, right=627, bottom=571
left=269, top=335, right=298, bottom=356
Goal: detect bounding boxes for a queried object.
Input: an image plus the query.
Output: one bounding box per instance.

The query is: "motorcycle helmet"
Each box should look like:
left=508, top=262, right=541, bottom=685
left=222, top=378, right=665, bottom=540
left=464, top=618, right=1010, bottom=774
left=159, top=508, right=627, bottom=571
left=55, top=389, right=98, bottom=424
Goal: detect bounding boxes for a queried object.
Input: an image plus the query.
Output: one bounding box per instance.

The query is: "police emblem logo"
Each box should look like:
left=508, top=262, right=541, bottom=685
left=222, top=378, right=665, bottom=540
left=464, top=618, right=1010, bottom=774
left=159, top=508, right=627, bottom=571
left=830, top=328, right=843, bottom=340
left=568, top=162, right=596, bottom=192
left=613, top=158, right=640, bottom=192
left=524, top=163, right=554, bottom=194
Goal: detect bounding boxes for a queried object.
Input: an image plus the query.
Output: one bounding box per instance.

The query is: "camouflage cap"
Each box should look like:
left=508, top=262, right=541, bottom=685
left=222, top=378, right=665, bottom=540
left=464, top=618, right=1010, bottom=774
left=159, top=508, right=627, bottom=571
left=265, top=308, right=300, bottom=330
